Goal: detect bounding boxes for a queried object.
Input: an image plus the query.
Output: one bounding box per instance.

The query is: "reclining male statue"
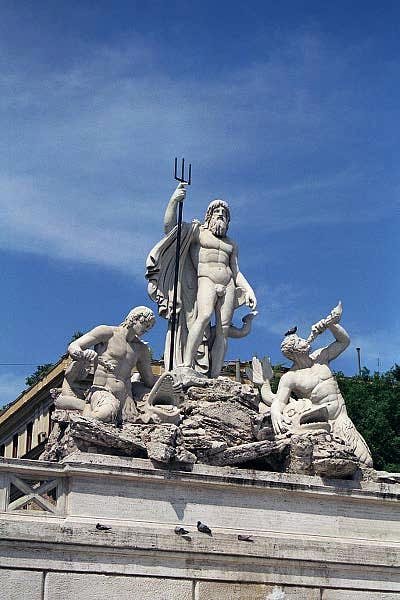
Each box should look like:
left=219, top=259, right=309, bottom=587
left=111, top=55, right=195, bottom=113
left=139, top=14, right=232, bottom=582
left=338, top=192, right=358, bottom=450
left=269, top=302, right=373, bottom=467
left=55, top=306, right=157, bottom=424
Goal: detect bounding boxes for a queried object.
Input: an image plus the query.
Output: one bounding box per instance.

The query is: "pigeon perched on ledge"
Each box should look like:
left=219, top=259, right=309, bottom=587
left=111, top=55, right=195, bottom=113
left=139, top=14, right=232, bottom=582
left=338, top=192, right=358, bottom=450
left=174, top=526, right=189, bottom=536
left=95, top=523, right=112, bottom=531
left=197, top=521, right=212, bottom=536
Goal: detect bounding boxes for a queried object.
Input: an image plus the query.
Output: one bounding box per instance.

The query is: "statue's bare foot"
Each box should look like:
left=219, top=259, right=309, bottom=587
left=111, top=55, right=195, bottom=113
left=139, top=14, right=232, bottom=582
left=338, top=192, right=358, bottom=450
left=173, top=366, right=208, bottom=389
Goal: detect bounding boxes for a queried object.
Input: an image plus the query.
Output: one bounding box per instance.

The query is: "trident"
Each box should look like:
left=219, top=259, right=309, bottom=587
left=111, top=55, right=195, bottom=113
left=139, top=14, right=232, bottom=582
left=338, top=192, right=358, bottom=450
left=169, top=157, right=192, bottom=371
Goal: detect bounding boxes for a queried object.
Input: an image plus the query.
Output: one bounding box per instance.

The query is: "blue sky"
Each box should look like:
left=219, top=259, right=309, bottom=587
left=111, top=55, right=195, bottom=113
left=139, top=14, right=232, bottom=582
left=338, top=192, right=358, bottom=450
left=0, top=1, right=399, bottom=405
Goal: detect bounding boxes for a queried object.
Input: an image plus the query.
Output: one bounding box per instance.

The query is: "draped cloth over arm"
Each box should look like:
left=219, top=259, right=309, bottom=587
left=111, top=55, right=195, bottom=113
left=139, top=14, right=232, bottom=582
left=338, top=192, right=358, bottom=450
left=146, top=221, right=208, bottom=373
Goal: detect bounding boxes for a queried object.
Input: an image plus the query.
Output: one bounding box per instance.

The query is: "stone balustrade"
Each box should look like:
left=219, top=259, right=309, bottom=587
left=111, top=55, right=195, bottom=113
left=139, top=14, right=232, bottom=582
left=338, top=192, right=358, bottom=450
left=0, top=455, right=399, bottom=599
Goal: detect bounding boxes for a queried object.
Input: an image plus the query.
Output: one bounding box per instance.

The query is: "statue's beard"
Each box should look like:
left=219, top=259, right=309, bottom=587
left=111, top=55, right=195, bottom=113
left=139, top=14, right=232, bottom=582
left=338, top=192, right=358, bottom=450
left=208, top=215, right=228, bottom=237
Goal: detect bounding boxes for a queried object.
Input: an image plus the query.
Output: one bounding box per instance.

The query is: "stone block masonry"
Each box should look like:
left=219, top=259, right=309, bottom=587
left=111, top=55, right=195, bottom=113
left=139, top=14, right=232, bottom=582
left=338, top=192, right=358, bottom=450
left=0, top=455, right=399, bottom=599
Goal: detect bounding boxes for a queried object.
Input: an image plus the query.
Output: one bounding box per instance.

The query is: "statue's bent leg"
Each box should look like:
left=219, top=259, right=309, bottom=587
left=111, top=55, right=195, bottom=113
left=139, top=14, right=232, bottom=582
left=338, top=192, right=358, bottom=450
left=210, top=280, right=235, bottom=378
left=121, top=391, right=138, bottom=422
left=84, top=387, right=120, bottom=423
left=183, top=277, right=216, bottom=368
left=55, top=394, right=86, bottom=411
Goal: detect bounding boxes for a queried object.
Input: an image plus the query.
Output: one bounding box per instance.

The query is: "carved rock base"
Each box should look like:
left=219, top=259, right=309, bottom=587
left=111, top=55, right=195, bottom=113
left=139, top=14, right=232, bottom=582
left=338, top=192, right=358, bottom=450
left=41, top=379, right=367, bottom=479
left=285, top=432, right=359, bottom=478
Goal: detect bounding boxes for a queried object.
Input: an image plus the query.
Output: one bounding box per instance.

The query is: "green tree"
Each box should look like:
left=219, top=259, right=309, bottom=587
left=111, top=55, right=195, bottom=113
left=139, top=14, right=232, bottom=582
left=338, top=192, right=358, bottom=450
left=389, top=363, right=400, bottom=382
left=25, top=364, right=55, bottom=388
left=336, top=368, right=400, bottom=472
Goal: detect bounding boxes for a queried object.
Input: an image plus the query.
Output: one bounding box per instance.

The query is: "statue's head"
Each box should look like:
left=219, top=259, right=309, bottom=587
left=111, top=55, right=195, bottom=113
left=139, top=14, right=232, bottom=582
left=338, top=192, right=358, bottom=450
left=121, top=306, right=155, bottom=335
left=281, top=334, right=311, bottom=360
left=204, top=199, right=230, bottom=237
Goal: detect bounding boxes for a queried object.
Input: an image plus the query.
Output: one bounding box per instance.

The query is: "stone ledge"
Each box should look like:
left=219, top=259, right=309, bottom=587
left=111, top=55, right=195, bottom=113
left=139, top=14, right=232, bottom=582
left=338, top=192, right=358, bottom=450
left=62, top=454, right=400, bottom=501
left=1, top=455, right=399, bottom=503
left=0, top=456, right=399, bottom=593
left=0, top=515, right=398, bottom=568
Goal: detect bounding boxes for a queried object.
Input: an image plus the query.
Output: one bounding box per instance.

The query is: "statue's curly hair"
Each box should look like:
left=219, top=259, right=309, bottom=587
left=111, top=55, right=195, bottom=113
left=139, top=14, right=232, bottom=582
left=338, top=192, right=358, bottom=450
left=280, top=334, right=308, bottom=359
left=122, top=306, right=155, bottom=329
left=204, top=199, right=230, bottom=228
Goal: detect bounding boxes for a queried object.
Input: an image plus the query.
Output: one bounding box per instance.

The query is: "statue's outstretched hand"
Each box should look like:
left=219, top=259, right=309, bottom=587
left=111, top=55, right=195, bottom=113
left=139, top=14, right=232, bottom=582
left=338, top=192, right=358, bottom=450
left=82, top=349, right=97, bottom=361
left=242, top=310, right=258, bottom=324
left=172, top=182, right=188, bottom=203
left=307, top=301, right=342, bottom=342
left=311, top=319, right=326, bottom=335
left=271, top=402, right=287, bottom=435
left=69, top=346, right=97, bottom=362
left=245, top=291, right=257, bottom=309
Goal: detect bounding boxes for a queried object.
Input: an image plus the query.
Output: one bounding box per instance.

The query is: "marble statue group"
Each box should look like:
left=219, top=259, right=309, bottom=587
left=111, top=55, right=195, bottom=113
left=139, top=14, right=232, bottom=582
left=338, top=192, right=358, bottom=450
left=47, top=177, right=373, bottom=476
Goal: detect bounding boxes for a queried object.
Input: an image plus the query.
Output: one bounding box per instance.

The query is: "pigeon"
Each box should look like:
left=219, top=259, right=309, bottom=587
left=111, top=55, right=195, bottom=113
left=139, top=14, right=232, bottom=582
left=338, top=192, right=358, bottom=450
left=238, top=534, right=254, bottom=542
left=197, top=521, right=212, bottom=536
left=284, top=326, right=297, bottom=336
left=95, top=523, right=112, bottom=531
left=174, top=526, right=189, bottom=536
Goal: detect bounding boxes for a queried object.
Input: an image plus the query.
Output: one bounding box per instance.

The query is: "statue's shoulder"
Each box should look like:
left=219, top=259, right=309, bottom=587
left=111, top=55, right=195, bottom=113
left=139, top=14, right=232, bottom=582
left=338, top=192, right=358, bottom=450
left=278, top=369, right=295, bottom=385
left=92, top=324, right=114, bottom=337
left=178, top=219, right=200, bottom=236
left=134, top=339, right=152, bottom=361
left=310, top=347, right=329, bottom=364
left=135, top=338, right=149, bottom=350
left=190, top=220, right=201, bottom=239
left=224, top=234, right=236, bottom=247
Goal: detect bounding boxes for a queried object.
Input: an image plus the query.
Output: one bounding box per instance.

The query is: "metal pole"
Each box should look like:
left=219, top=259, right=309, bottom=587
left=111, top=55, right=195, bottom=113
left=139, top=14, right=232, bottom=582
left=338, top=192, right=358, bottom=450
left=168, top=200, right=184, bottom=371
left=169, top=157, right=191, bottom=372
left=356, top=347, right=361, bottom=376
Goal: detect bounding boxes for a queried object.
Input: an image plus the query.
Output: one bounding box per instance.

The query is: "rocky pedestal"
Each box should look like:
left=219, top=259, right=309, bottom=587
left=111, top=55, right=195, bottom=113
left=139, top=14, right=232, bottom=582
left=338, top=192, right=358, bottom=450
left=42, top=377, right=367, bottom=480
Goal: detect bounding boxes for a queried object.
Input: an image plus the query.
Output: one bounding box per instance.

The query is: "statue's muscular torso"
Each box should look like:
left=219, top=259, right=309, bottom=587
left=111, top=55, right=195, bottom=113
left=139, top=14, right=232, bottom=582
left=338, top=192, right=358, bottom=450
left=190, top=226, right=235, bottom=286
left=285, top=361, right=344, bottom=420
left=93, top=328, right=146, bottom=397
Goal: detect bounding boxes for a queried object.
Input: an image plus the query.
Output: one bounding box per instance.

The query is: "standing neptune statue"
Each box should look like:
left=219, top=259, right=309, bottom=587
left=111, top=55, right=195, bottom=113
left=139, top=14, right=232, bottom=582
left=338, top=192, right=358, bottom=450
left=146, top=182, right=257, bottom=377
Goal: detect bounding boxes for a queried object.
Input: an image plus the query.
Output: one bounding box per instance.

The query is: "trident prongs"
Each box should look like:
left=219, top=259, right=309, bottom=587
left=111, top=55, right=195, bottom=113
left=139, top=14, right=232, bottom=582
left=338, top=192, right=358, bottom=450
left=169, top=156, right=192, bottom=371
left=174, top=157, right=192, bottom=185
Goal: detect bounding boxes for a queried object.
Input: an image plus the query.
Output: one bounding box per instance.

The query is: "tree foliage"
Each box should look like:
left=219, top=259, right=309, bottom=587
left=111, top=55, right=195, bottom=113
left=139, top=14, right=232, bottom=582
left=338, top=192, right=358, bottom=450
left=25, top=364, right=55, bottom=388
left=269, top=363, right=400, bottom=472
left=335, top=366, right=400, bottom=472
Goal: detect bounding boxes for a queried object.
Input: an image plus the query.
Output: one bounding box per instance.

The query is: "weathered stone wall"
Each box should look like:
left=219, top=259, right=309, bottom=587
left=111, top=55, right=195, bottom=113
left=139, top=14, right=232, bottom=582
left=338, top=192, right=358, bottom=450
left=0, top=455, right=399, bottom=599
left=7, top=570, right=400, bottom=600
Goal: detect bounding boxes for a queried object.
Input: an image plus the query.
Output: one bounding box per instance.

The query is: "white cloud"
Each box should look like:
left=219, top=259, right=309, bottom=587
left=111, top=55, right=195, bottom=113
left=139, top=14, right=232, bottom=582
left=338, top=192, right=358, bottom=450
left=0, top=30, right=397, bottom=280
left=0, top=174, right=152, bottom=276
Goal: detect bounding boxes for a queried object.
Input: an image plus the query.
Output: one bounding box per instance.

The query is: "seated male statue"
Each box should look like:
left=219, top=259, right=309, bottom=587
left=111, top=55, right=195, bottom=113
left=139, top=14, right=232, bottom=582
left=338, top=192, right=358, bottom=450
left=66, top=306, right=157, bottom=424
left=146, top=182, right=257, bottom=377
left=270, top=303, right=373, bottom=467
